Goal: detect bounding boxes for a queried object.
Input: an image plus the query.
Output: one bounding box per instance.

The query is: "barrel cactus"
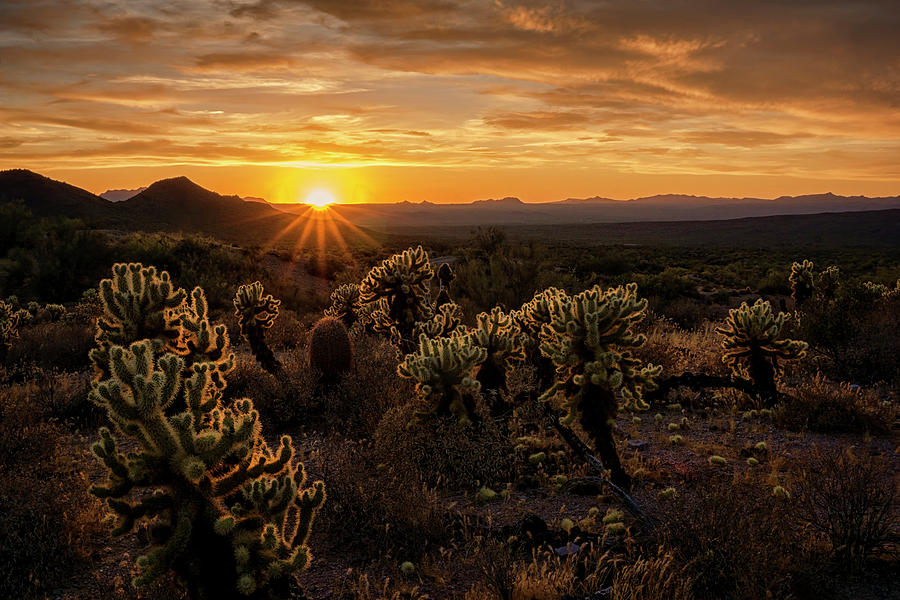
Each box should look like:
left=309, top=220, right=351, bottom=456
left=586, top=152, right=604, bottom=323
left=88, top=263, right=325, bottom=598
left=233, top=281, right=282, bottom=374
left=398, top=334, right=487, bottom=425
left=717, top=298, right=808, bottom=404
left=359, top=246, right=434, bottom=352
left=308, top=316, right=354, bottom=382
left=539, top=283, right=660, bottom=490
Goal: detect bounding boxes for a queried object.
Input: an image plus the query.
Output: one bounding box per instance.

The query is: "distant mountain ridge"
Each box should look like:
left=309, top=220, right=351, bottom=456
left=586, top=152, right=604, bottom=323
left=0, top=170, right=378, bottom=251
left=100, top=187, right=146, bottom=202
left=1, top=169, right=897, bottom=245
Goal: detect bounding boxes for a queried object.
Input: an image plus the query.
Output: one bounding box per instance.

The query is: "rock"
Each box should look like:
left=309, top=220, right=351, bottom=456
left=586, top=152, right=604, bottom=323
left=627, top=439, right=650, bottom=451
left=555, top=542, right=581, bottom=557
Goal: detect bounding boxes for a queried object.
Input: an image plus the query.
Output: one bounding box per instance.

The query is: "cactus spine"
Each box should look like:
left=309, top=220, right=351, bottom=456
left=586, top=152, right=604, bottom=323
left=398, top=334, right=487, bottom=425
left=233, top=281, right=282, bottom=374
left=308, top=316, right=354, bottom=382
left=538, top=283, right=660, bottom=490
left=413, top=302, right=464, bottom=340
left=717, top=298, right=807, bottom=404
left=324, top=283, right=362, bottom=329
left=789, top=259, right=815, bottom=306
left=359, top=246, right=434, bottom=352
left=88, top=263, right=325, bottom=598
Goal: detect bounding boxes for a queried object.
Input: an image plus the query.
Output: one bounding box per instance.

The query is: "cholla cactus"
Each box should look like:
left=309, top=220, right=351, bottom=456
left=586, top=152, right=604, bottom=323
left=538, top=284, right=660, bottom=490
left=90, top=263, right=187, bottom=380
left=398, top=334, right=487, bottom=425
left=467, top=307, right=526, bottom=415
left=88, top=264, right=325, bottom=598
left=324, top=283, right=361, bottom=329
left=414, top=302, right=464, bottom=340
left=0, top=299, right=19, bottom=364
left=789, top=260, right=815, bottom=306
left=233, top=281, right=282, bottom=374
left=512, top=287, right=562, bottom=389
left=718, top=298, right=807, bottom=404
left=360, top=246, right=434, bottom=351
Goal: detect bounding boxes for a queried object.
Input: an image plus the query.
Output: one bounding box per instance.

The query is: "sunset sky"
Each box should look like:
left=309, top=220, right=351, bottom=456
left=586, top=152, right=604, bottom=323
left=1, top=0, right=898, bottom=204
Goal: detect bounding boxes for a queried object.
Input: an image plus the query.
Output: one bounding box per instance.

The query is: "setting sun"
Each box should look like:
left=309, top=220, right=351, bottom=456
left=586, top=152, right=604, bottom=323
left=305, top=189, right=337, bottom=209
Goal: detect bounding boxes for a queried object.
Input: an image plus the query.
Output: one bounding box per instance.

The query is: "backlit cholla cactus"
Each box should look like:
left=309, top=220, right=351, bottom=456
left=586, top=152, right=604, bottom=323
left=0, top=299, right=19, bottom=364
left=718, top=298, right=807, bottom=404
left=44, top=303, right=66, bottom=322
left=360, top=246, right=434, bottom=352
left=88, top=263, right=325, bottom=598
left=512, top=287, right=561, bottom=389
left=789, top=259, right=815, bottom=306
left=467, top=307, right=526, bottom=416
left=233, top=281, right=282, bottom=374
left=90, top=263, right=187, bottom=380
left=539, top=284, right=660, bottom=490
left=324, top=283, right=361, bottom=329
left=398, top=334, right=487, bottom=425
left=413, top=302, right=464, bottom=340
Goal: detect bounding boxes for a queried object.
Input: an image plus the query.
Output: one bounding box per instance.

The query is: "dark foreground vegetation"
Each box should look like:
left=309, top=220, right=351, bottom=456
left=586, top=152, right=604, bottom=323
left=1, top=211, right=898, bottom=600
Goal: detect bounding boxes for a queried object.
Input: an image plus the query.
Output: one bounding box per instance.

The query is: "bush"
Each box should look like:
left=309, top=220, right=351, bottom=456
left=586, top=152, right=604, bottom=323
left=660, top=474, right=814, bottom=599
left=317, top=436, right=447, bottom=561
left=791, top=446, right=899, bottom=573
left=776, top=375, right=896, bottom=434
left=374, top=403, right=513, bottom=490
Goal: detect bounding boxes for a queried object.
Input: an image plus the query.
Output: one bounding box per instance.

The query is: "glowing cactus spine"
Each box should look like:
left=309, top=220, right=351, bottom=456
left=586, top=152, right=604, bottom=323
left=359, top=245, right=434, bottom=352
left=538, top=283, right=660, bottom=490
left=233, top=281, right=282, bottom=374
left=398, top=334, right=487, bottom=425
left=88, top=263, right=325, bottom=598
left=717, top=298, right=807, bottom=405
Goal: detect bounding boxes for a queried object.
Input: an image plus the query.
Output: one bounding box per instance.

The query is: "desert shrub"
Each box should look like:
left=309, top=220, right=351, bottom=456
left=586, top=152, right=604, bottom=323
left=660, top=473, right=814, bottom=599
left=791, top=446, right=899, bottom=573
left=797, top=270, right=900, bottom=384
left=6, top=320, right=94, bottom=372
left=334, top=571, right=428, bottom=600
left=776, top=375, right=896, bottom=434
left=374, top=403, right=513, bottom=490
left=634, top=317, right=724, bottom=379
left=318, top=436, right=447, bottom=561
left=0, top=381, right=106, bottom=598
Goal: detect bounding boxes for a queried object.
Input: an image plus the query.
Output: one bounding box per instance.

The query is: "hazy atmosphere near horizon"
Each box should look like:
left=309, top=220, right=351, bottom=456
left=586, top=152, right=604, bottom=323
left=1, top=0, right=899, bottom=204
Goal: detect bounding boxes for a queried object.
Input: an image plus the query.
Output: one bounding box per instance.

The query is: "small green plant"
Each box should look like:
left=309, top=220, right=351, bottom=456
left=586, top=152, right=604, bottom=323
left=360, top=246, right=434, bottom=352
left=308, top=316, right=354, bottom=383
left=538, top=283, right=660, bottom=489
left=233, top=281, right=282, bottom=374
left=324, top=283, right=361, bottom=329
left=708, top=455, right=727, bottom=466
left=87, top=263, right=325, bottom=598
left=789, top=259, right=815, bottom=306
left=397, top=334, right=486, bottom=425
left=717, top=299, right=807, bottom=405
